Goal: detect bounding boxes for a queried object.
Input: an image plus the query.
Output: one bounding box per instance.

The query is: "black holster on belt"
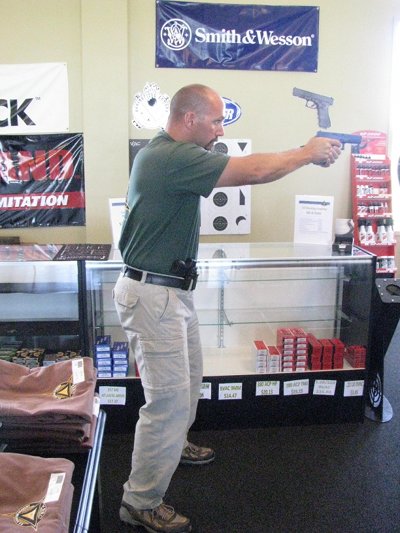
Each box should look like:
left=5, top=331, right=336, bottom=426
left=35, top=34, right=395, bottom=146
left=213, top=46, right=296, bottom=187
left=171, top=258, right=198, bottom=290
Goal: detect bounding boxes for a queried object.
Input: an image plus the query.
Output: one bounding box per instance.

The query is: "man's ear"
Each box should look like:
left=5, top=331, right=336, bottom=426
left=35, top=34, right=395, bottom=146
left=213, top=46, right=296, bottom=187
left=184, top=111, right=196, bottom=129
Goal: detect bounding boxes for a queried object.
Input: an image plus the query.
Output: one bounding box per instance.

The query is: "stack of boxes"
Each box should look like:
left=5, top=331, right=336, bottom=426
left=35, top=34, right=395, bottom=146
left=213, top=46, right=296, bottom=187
left=0, top=341, right=22, bottom=363
left=94, top=335, right=112, bottom=377
left=253, top=340, right=282, bottom=373
left=254, top=340, right=268, bottom=374
left=308, top=336, right=345, bottom=370
left=344, top=345, right=366, bottom=368
left=308, top=334, right=323, bottom=370
left=277, top=327, right=308, bottom=372
left=11, top=347, right=44, bottom=368
left=111, top=341, right=129, bottom=377
left=331, top=338, right=345, bottom=369
left=94, top=336, right=129, bottom=377
left=267, top=345, right=282, bottom=373
left=253, top=329, right=358, bottom=374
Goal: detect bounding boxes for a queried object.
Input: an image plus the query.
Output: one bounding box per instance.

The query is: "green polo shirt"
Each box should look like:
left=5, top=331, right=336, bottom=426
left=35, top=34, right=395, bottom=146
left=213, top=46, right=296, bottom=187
left=119, top=131, right=230, bottom=275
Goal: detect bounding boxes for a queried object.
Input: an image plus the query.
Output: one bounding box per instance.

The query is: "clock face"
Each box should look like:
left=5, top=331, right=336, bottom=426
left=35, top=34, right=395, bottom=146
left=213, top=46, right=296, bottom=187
left=132, top=82, right=170, bottom=130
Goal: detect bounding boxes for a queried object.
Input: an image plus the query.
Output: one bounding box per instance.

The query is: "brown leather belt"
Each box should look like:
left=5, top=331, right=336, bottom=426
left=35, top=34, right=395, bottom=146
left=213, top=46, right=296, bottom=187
left=123, top=266, right=194, bottom=291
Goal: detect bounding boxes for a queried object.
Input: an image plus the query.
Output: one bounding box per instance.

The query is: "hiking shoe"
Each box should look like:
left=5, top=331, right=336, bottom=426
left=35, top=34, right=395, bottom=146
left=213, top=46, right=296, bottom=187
left=120, top=500, right=192, bottom=533
left=180, top=442, right=215, bottom=465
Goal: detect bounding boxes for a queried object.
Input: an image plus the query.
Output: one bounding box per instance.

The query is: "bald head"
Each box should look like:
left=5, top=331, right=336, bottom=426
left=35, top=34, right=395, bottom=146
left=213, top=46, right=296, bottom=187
left=169, top=84, right=220, bottom=119
left=166, top=84, right=225, bottom=149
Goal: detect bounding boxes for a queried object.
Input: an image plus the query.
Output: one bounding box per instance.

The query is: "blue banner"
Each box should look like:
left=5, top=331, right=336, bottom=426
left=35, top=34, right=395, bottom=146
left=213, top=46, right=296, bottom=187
left=156, top=1, right=319, bottom=72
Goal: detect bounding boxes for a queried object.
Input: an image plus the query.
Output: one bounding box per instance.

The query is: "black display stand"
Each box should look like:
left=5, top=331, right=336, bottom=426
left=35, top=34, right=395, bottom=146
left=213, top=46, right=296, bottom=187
left=98, top=373, right=366, bottom=434
left=365, top=279, right=400, bottom=422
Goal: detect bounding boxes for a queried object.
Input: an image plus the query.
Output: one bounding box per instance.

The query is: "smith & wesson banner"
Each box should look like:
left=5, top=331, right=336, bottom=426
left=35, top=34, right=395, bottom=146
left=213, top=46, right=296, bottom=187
left=156, top=1, right=319, bottom=71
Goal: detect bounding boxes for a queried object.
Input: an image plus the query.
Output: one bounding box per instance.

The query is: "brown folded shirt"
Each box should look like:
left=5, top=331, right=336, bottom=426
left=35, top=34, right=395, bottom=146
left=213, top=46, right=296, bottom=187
left=0, top=452, right=75, bottom=533
left=0, top=357, right=96, bottom=422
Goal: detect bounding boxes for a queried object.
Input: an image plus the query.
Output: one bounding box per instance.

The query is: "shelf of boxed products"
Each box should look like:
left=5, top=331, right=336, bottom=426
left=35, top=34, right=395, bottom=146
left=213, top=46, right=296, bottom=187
left=351, top=154, right=397, bottom=275
left=202, top=326, right=366, bottom=377
left=0, top=343, right=82, bottom=368
left=91, top=326, right=366, bottom=380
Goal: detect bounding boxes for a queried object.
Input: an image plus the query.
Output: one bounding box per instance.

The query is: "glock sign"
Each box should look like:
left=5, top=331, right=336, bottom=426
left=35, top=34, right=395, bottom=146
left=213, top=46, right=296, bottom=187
left=0, top=98, right=36, bottom=127
left=0, top=63, right=69, bottom=133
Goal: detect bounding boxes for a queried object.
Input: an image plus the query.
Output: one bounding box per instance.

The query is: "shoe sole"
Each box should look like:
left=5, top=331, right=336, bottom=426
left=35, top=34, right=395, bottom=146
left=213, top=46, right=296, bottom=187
left=120, top=505, right=192, bottom=533
left=179, top=455, right=215, bottom=466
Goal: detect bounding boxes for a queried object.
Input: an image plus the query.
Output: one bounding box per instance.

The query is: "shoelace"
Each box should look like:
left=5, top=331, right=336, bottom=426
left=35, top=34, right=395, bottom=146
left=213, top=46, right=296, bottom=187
left=152, top=503, right=175, bottom=521
left=185, top=443, right=199, bottom=454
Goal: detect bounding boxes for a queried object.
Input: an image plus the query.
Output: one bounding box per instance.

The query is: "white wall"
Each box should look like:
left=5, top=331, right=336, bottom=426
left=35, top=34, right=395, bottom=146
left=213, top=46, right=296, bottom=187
left=1, top=0, right=399, bottom=245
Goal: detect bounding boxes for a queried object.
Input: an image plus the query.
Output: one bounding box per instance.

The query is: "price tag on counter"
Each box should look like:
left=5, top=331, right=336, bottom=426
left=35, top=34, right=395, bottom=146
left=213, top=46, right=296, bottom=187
left=343, top=380, right=364, bottom=397
left=283, top=379, right=309, bottom=396
left=256, top=380, right=280, bottom=396
left=200, top=382, right=212, bottom=400
left=99, top=386, right=126, bottom=405
left=313, top=379, right=337, bottom=396
left=218, top=383, right=242, bottom=400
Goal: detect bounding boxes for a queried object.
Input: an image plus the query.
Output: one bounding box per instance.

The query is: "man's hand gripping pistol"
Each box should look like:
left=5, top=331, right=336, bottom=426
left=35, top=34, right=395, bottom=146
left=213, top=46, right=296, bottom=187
left=292, top=87, right=362, bottom=150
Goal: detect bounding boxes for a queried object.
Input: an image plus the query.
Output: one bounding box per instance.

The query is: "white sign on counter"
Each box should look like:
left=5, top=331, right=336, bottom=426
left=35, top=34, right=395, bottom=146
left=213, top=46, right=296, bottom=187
left=99, top=386, right=126, bottom=405
left=283, top=379, right=309, bottom=396
left=256, top=380, right=280, bottom=396
left=313, top=379, right=337, bottom=396
left=343, top=380, right=365, bottom=397
left=218, top=383, right=243, bottom=400
left=200, top=382, right=212, bottom=400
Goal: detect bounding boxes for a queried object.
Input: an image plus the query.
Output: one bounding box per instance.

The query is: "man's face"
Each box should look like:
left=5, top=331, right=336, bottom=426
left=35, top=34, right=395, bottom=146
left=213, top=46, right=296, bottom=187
left=192, top=96, right=225, bottom=150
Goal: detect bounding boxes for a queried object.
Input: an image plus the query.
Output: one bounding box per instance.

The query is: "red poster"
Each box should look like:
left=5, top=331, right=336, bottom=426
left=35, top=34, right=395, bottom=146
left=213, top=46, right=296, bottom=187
left=0, top=133, right=85, bottom=228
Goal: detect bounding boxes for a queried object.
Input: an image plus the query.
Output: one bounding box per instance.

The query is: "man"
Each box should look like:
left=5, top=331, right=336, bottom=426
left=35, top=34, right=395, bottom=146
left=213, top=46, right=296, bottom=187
left=114, top=84, right=341, bottom=533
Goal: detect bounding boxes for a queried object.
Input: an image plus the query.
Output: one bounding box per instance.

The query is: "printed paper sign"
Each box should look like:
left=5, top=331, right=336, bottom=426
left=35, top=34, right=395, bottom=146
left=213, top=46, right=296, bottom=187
left=99, top=386, right=127, bottom=405
left=283, top=379, right=309, bottom=396
left=109, top=198, right=126, bottom=248
left=200, top=382, right=212, bottom=400
left=218, top=382, right=242, bottom=400
left=256, top=380, right=280, bottom=396
left=294, top=195, right=334, bottom=245
left=343, top=380, right=364, bottom=397
left=313, top=379, right=337, bottom=396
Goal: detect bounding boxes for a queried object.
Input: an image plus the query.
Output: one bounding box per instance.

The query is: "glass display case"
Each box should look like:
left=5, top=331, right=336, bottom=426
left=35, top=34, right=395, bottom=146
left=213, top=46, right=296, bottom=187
left=0, top=244, right=88, bottom=361
left=85, top=242, right=375, bottom=378
left=85, top=242, right=375, bottom=429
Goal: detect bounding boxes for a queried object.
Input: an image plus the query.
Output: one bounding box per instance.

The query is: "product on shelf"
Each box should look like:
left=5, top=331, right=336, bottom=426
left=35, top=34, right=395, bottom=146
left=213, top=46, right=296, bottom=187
left=344, top=345, right=366, bottom=368
left=112, top=341, right=129, bottom=377
left=94, top=336, right=129, bottom=377
left=351, top=153, right=397, bottom=275
left=253, top=330, right=357, bottom=374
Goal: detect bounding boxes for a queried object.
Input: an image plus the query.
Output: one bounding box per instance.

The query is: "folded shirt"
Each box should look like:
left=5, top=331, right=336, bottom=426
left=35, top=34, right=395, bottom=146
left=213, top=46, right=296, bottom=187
left=0, top=357, right=96, bottom=422
left=0, top=452, right=75, bottom=533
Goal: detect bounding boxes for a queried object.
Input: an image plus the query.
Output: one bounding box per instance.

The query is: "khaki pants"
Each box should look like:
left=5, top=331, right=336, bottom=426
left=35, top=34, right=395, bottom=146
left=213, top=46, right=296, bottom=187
left=113, top=274, right=203, bottom=509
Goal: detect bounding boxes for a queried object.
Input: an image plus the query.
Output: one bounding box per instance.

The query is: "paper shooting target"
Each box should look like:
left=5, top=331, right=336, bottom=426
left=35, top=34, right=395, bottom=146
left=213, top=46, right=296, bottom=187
left=200, top=139, right=251, bottom=235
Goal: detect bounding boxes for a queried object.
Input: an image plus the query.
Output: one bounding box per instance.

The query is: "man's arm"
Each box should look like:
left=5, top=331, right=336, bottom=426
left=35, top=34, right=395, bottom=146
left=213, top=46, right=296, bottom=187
left=215, top=136, right=341, bottom=188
